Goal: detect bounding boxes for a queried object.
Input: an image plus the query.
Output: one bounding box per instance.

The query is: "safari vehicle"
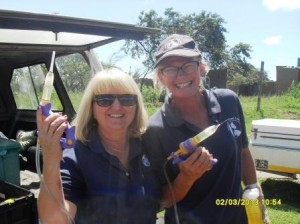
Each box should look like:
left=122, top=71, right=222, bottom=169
left=0, top=9, right=159, bottom=172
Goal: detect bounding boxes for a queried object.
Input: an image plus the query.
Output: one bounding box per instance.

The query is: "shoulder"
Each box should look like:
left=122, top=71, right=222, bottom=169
left=148, top=108, right=164, bottom=128
left=211, top=88, right=238, bottom=99
left=209, top=88, right=240, bottom=105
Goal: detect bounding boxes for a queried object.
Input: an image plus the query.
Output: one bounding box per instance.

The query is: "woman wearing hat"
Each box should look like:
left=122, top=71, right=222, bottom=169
left=143, top=34, right=269, bottom=224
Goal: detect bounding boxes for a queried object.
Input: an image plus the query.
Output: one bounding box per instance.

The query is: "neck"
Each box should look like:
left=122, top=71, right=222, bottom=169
left=100, top=132, right=130, bottom=168
left=101, top=134, right=128, bottom=151
left=171, top=90, right=210, bottom=128
left=172, top=90, right=204, bottom=110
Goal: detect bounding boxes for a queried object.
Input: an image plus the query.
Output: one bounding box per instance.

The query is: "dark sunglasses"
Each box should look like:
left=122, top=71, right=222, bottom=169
left=93, top=94, right=137, bottom=107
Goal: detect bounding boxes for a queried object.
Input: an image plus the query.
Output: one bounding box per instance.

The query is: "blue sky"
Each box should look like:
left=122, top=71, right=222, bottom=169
left=1, top=0, right=300, bottom=80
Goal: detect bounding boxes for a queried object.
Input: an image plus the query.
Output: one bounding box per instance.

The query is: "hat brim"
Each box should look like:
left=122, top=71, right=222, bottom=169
left=154, top=49, right=201, bottom=68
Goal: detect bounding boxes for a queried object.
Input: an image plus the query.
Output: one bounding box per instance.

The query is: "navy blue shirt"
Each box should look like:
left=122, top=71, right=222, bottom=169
left=60, top=132, right=161, bottom=224
left=142, top=88, right=248, bottom=224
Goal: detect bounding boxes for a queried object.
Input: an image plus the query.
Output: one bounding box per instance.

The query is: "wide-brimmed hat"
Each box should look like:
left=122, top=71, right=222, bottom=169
left=154, top=34, right=201, bottom=67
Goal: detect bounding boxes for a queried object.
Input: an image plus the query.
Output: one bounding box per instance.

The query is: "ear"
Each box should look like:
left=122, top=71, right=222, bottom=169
left=157, top=70, right=165, bottom=85
left=199, top=62, right=206, bottom=77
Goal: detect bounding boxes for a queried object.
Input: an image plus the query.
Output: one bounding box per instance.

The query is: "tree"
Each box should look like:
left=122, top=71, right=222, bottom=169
left=123, top=8, right=267, bottom=86
left=225, top=43, right=269, bottom=85
left=122, top=8, right=227, bottom=72
left=225, top=43, right=253, bottom=83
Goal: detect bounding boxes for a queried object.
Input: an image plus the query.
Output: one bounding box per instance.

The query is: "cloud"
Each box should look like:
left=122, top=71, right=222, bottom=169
left=263, top=35, right=282, bottom=45
left=262, top=0, right=300, bottom=11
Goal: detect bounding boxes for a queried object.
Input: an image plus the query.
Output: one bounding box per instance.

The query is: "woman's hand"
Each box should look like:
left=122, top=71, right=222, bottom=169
left=178, top=147, right=214, bottom=184
left=161, top=147, right=215, bottom=207
left=36, top=107, right=69, bottom=166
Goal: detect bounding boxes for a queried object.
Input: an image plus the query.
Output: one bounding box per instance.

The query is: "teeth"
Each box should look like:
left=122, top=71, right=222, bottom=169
left=176, top=81, right=192, bottom=89
left=109, top=114, right=124, bottom=118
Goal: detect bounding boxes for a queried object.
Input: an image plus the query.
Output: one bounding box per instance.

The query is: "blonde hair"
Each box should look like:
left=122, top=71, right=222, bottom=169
left=73, top=68, right=148, bottom=142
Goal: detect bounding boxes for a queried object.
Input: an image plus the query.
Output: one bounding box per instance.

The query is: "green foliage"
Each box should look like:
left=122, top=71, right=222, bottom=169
left=261, top=179, right=300, bottom=224
left=140, top=86, right=160, bottom=103
left=145, top=103, right=162, bottom=116
left=240, top=93, right=300, bottom=137
left=123, top=8, right=227, bottom=70
left=68, top=91, right=84, bottom=112
left=286, top=81, right=300, bottom=98
left=268, top=205, right=300, bottom=224
left=123, top=8, right=267, bottom=86
left=55, top=53, right=91, bottom=93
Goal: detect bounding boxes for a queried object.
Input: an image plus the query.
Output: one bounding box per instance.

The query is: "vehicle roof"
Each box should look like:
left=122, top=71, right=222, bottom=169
left=0, top=9, right=160, bottom=66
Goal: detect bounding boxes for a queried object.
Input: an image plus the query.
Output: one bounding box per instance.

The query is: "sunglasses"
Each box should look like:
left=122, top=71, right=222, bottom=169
left=93, top=94, right=137, bottom=107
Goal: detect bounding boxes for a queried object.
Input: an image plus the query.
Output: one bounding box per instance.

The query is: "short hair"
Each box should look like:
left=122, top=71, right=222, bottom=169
left=73, top=68, right=148, bottom=142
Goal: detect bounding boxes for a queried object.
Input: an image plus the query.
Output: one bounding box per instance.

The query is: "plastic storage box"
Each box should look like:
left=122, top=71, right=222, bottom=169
left=250, top=119, right=300, bottom=175
left=0, top=180, right=37, bottom=224
left=0, top=138, right=21, bottom=185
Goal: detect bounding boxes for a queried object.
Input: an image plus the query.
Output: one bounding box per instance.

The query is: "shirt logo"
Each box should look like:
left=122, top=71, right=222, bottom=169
left=142, top=154, right=150, bottom=167
left=227, top=118, right=241, bottom=138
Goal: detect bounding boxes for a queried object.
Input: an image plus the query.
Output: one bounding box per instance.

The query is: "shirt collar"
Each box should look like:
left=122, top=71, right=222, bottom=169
left=86, top=131, right=141, bottom=160
left=162, top=89, right=221, bottom=127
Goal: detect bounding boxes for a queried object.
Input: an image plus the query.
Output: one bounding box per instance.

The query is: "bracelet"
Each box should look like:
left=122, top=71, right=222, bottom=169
left=245, top=183, right=258, bottom=189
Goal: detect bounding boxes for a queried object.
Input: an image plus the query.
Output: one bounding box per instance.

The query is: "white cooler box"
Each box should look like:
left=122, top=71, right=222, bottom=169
left=249, top=118, right=300, bottom=175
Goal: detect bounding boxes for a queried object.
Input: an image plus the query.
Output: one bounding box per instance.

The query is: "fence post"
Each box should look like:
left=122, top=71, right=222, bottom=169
left=256, top=61, right=264, bottom=111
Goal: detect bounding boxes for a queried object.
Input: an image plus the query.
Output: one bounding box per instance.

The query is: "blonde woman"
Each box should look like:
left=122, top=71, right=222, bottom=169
left=37, top=68, right=161, bottom=224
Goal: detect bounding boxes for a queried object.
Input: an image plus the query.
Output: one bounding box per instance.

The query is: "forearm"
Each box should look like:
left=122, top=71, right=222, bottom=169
left=241, top=146, right=257, bottom=185
left=38, top=164, right=73, bottom=223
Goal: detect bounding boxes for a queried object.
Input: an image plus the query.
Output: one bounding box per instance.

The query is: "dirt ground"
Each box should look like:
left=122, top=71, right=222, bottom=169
left=20, top=170, right=40, bottom=198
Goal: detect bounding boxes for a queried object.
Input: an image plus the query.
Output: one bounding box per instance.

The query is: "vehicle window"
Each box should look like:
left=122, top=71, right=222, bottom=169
left=55, top=53, right=92, bottom=111
left=10, top=64, right=63, bottom=110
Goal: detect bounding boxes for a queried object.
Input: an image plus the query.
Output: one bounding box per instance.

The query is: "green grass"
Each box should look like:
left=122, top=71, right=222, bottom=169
left=145, top=92, right=300, bottom=224
left=240, top=94, right=300, bottom=137
left=261, top=178, right=300, bottom=224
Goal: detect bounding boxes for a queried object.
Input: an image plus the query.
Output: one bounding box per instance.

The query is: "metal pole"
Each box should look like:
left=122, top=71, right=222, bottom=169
left=257, top=61, right=264, bottom=111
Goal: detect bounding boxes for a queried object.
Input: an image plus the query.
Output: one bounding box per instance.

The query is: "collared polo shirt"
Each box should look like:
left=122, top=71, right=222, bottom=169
left=61, top=132, right=161, bottom=224
left=142, top=88, right=248, bottom=224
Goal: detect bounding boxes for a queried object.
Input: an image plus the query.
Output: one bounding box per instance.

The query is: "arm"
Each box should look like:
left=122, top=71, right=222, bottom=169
left=241, top=146, right=257, bottom=185
left=36, top=108, right=77, bottom=223
left=161, top=147, right=214, bottom=208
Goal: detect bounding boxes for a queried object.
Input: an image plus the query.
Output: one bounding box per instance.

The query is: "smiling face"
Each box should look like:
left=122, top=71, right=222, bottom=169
left=157, top=56, right=201, bottom=99
left=93, top=88, right=136, bottom=137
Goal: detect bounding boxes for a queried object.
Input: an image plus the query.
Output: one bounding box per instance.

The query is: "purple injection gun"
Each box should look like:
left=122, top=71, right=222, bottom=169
left=40, top=51, right=76, bottom=149
left=167, top=124, right=219, bottom=165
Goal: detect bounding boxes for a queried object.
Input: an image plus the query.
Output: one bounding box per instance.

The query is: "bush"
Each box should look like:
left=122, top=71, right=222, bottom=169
left=140, top=86, right=160, bottom=103
left=286, top=81, right=300, bottom=98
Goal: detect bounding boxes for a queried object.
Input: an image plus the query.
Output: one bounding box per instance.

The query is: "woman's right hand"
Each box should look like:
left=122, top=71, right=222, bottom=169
left=178, top=147, right=214, bottom=184
left=36, top=107, right=69, bottom=166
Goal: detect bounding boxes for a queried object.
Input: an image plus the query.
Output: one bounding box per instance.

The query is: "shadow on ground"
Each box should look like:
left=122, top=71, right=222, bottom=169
left=261, top=178, right=300, bottom=210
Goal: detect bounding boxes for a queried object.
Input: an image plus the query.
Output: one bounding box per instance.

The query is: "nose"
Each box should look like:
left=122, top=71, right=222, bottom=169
left=176, top=68, right=186, bottom=77
left=110, top=98, right=122, bottom=108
